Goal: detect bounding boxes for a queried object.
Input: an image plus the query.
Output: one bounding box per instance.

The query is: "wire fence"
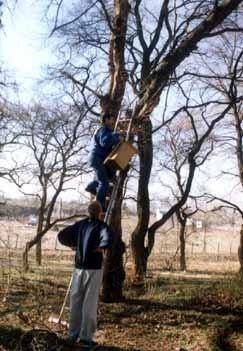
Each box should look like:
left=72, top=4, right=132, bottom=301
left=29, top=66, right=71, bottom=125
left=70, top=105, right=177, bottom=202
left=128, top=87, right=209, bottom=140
left=0, top=219, right=241, bottom=275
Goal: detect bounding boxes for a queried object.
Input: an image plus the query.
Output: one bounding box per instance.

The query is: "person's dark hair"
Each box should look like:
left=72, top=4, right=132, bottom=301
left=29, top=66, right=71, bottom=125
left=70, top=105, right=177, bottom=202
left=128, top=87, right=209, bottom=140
left=88, top=201, right=102, bottom=219
left=101, top=112, right=112, bottom=124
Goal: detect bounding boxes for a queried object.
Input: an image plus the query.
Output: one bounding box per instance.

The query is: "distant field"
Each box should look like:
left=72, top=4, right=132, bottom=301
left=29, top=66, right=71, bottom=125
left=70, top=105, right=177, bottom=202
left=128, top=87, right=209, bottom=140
left=0, top=217, right=241, bottom=274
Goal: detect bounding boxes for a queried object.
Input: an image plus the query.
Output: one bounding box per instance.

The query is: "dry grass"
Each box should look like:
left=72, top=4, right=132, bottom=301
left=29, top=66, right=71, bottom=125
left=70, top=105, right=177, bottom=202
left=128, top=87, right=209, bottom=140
left=1, top=249, right=243, bottom=350
left=0, top=218, right=243, bottom=350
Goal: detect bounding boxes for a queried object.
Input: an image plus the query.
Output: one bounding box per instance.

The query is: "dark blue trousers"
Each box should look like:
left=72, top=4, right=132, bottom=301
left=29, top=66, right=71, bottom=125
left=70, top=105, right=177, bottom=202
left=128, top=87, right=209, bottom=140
left=87, top=155, right=109, bottom=211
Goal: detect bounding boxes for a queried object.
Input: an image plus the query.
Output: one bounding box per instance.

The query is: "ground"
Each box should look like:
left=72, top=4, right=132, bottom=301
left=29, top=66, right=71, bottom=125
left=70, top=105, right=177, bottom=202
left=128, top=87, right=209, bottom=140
left=0, top=219, right=242, bottom=350
left=1, top=251, right=243, bottom=351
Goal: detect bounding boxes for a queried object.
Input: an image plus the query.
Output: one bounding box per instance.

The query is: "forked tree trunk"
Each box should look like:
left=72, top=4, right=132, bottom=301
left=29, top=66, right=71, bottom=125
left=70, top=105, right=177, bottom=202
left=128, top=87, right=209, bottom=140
left=100, top=0, right=130, bottom=117
left=131, top=119, right=153, bottom=280
left=130, top=0, right=243, bottom=280
left=103, top=0, right=242, bottom=292
left=100, top=0, right=129, bottom=301
left=23, top=225, right=48, bottom=272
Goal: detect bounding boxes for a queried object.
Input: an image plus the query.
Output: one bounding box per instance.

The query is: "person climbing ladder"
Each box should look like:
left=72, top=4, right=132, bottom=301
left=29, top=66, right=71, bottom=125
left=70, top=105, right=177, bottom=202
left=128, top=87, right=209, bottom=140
left=85, top=112, right=123, bottom=212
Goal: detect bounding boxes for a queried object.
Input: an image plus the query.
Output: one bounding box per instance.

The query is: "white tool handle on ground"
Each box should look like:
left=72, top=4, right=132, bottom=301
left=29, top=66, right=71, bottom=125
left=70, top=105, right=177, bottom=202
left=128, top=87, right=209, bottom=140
left=57, top=274, right=73, bottom=323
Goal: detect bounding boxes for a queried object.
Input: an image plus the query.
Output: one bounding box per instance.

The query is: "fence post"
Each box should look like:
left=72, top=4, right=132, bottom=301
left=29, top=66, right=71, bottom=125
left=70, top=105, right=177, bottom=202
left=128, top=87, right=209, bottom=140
left=15, top=235, right=19, bottom=249
left=217, top=242, right=220, bottom=261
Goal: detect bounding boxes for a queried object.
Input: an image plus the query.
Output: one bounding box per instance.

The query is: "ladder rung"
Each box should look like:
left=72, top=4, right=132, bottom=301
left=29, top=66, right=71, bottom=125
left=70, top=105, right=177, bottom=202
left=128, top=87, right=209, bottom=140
left=117, top=119, right=131, bottom=122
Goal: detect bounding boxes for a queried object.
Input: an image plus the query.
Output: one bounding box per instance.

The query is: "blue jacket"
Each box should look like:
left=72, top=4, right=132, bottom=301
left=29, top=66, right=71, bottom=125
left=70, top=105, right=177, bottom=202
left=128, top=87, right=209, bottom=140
left=89, top=125, right=120, bottom=160
left=58, top=217, right=112, bottom=269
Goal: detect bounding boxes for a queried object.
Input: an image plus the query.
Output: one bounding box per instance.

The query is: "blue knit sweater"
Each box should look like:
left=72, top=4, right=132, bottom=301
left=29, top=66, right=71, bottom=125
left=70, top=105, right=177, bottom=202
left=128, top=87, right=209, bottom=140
left=89, top=125, right=120, bottom=160
left=58, top=217, right=112, bottom=269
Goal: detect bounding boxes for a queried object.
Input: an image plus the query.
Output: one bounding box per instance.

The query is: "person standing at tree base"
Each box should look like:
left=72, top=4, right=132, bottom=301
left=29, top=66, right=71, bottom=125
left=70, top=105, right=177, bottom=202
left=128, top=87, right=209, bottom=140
left=57, top=201, right=113, bottom=347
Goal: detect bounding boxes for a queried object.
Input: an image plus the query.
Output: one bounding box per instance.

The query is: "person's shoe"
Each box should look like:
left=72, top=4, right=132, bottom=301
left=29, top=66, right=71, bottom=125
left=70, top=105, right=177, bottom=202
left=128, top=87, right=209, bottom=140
left=79, top=339, right=98, bottom=348
left=108, top=175, right=116, bottom=184
left=85, top=185, right=97, bottom=196
left=106, top=184, right=114, bottom=198
left=65, top=336, right=77, bottom=346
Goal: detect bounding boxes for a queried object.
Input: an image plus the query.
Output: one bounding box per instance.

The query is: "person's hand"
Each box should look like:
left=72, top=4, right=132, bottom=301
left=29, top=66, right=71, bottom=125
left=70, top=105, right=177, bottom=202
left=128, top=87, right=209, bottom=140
left=99, top=212, right=105, bottom=221
left=94, top=247, right=104, bottom=253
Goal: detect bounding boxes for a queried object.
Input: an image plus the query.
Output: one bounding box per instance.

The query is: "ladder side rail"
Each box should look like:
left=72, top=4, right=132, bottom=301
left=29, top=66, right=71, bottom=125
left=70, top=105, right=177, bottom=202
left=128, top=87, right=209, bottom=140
left=126, top=117, right=133, bottom=141
left=104, top=171, right=121, bottom=225
left=105, top=107, right=136, bottom=224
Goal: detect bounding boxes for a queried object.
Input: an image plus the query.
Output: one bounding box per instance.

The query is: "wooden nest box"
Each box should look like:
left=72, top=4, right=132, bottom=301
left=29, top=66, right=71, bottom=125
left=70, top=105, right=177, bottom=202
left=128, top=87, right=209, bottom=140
left=104, top=141, right=138, bottom=171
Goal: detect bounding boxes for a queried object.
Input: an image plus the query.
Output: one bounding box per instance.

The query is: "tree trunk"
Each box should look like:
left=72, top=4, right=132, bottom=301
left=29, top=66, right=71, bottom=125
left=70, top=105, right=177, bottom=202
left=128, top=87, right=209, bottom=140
left=238, top=224, right=243, bottom=273
left=100, top=0, right=130, bottom=117
left=36, top=241, right=42, bottom=266
left=100, top=0, right=129, bottom=302
left=35, top=220, right=44, bottom=266
left=179, top=220, right=187, bottom=271
left=22, top=225, right=48, bottom=272
left=102, top=0, right=242, bottom=293
left=131, top=119, right=153, bottom=281
left=101, top=170, right=126, bottom=302
left=23, top=242, right=31, bottom=272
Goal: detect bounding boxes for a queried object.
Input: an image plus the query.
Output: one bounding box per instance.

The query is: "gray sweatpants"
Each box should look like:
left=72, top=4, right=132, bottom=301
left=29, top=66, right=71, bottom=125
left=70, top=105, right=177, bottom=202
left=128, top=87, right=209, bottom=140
left=69, top=268, right=103, bottom=342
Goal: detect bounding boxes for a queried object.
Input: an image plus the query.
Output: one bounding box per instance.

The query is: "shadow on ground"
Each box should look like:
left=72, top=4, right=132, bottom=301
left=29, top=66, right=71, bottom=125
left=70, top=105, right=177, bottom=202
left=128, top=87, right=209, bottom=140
left=0, top=326, right=141, bottom=351
left=2, top=274, right=243, bottom=351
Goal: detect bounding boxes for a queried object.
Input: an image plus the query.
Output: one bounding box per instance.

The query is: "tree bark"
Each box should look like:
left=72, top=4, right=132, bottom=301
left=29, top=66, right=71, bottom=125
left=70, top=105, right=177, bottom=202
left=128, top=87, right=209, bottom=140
left=179, top=219, right=187, bottom=271
left=23, top=242, right=31, bottom=272
left=131, top=118, right=153, bottom=280
left=36, top=220, right=44, bottom=266
left=134, top=0, right=243, bottom=119
left=36, top=241, right=42, bottom=266
left=238, top=224, right=243, bottom=273
left=100, top=0, right=130, bottom=117
left=101, top=0, right=129, bottom=301
left=101, top=170, right=126, bottom=302
left=130, top=1, right=242, bottom=281
left=23, top=228, right=47, bottom=272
